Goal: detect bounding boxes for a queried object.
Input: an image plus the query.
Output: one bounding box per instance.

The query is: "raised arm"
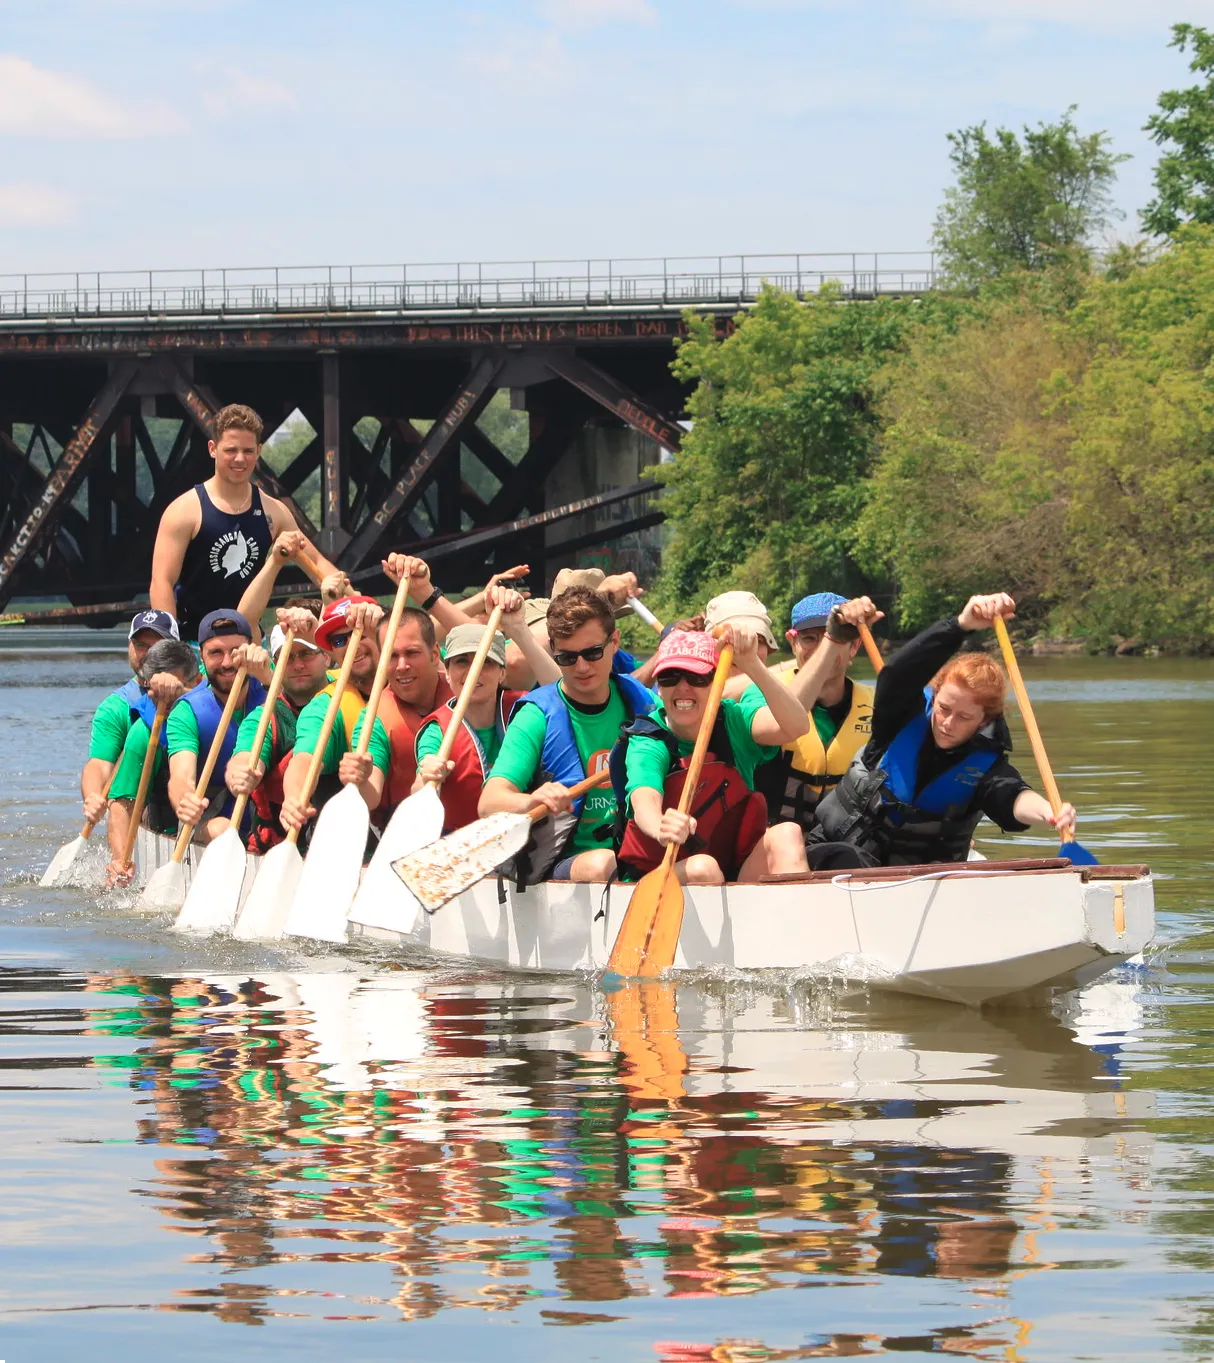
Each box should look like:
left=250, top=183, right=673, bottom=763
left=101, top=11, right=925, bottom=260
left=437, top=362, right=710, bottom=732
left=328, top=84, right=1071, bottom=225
left=149, top=493, right=199, bottom=617
left=492, top=581, right=560, bottom=686
left=721, top=623, right=811, bottom=746
left=786, top=597, right=885, bottom=712
left=382, top=553, right=476, bottom=641
left=263, top=494, right=338, bottom=581
left=237, top=530, right=308, bottom=641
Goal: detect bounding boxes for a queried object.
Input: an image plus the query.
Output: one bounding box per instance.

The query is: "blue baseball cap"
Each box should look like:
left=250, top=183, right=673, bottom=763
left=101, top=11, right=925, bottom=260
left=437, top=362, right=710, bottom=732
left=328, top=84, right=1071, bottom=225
left=790, top=592, right=848, bottom=631
left=129, top=608, right=179, bottom=641
left=197, top=609, right=252, bottom=645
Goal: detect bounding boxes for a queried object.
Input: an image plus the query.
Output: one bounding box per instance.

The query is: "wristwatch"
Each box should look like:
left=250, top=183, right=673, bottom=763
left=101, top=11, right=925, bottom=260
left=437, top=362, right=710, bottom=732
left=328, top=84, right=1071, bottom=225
left=419, top=586, right=444, bottom=611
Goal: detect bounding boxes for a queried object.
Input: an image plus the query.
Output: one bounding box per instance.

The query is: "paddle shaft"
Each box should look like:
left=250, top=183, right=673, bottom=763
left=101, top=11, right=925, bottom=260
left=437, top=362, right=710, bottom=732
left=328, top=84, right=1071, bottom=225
left=628, top=596, right=664, bottom=633
left=857, top=621, right=884, bottom=673
left=432, top=605, right=506, bottom=771
left=170, top=665, right=251, bottom=864
left=228, top=626, right=297, bottom=836
left=118, top=704, right=168, bottom=867
left=287, top=627, right=363, bottom=845
left=528, top=769, right=610, bottom=822
left=353, top=574, right=412, bottom=758
left=992, top=616, right=1064, bottom=817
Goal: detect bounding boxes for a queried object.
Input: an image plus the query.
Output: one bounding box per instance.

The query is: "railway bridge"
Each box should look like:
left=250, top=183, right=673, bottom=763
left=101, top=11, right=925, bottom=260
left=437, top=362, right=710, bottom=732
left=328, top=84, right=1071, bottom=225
left=0, top=251, right=937, bottom=621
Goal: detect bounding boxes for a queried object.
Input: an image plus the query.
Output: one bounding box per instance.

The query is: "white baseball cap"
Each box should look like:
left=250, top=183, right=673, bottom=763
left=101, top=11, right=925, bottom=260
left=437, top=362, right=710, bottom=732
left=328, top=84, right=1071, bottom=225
left=269, top=624, right=321, bottom=659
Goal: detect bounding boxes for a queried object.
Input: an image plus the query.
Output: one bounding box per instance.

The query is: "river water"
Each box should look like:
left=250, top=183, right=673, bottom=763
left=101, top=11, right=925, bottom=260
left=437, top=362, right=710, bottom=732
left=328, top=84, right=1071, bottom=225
left=2, top=634, right=1212, bottom=1362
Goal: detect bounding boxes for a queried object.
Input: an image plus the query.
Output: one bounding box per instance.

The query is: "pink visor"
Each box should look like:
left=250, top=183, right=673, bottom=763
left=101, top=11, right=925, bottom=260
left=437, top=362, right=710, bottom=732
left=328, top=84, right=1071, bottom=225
left=651, top=629, right=719, bottom=677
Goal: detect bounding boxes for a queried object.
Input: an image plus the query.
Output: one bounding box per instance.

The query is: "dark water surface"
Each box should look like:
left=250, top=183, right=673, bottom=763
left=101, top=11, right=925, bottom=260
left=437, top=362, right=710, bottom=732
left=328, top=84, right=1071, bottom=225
left=2, top=633, right=1213, bottom=1362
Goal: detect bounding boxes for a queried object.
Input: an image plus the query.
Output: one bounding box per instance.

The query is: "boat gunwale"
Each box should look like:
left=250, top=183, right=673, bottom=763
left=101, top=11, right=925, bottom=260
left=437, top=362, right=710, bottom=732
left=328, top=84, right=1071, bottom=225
left=760, top=856, right=1150, bottom=887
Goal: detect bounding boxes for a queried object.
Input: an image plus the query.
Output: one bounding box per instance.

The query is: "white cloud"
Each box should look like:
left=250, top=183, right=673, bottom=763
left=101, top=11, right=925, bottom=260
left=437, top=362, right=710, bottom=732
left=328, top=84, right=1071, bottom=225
left=0, top=183, right=75, bottom=227
left=194, top=65, right=298, bottom=119
left=541, top=0, right=658, bottom=28
left=0, top=54, right=176, bottom=136
left=728, top=0, right=1214, bottom=30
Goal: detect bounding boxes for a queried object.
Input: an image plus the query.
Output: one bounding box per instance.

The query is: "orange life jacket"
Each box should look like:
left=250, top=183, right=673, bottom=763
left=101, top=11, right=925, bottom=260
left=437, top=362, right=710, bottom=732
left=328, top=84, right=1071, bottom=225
left=422, top=688, right=527, bottom=832
left=377, top=676, right=454, bottom=812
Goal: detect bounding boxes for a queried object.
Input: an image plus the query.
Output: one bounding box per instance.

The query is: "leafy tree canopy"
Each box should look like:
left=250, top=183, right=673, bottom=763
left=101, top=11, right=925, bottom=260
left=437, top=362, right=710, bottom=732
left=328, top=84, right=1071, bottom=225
left=1143, top=24, right=1214, bottom=237
left=934, top=108, right=1126, bottom=288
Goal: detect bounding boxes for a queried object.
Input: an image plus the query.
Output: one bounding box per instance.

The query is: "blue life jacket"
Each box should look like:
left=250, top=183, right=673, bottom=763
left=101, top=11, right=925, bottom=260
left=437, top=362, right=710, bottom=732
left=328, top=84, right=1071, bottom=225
left=613, top=649, right=639, bottom=676
left=115, top=677, right=142, bottom=709
left=879, top=689, right=1000, bottom=822
left=510, top=672, right=654, bottom=813
left=176, top=677, right=267, bottom=814
left=132, top=689, right=167, bottom=745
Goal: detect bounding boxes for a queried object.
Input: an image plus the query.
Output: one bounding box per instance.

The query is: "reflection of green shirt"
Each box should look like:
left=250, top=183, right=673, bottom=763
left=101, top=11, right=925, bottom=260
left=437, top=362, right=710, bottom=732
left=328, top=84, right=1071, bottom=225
left=489, top=682, right=626, bottom=855
left=108, top=719, right=164, bottom=802
left=294, top=694, right=391, bottom=777
left=416, top=719, right=503, bottom=770
left=624, top=684, right=775, bottom=811
left=88, top=689, right=135, bottom=763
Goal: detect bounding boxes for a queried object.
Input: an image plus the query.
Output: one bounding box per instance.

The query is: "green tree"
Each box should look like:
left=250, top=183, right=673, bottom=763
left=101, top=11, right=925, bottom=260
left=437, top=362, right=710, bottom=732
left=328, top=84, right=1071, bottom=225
left=1143, top=24, right=1214, bottom=237
left=651, top=284, right=913, bottom=627
left=934, top=108, right=1126, bottom=288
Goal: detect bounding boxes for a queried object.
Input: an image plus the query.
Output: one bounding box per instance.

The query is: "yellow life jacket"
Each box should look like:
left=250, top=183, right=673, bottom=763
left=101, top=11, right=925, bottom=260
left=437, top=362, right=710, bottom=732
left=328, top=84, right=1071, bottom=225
left=762, top=672, right=874, bottom=829
left=318, top=673, right=368, bottom=751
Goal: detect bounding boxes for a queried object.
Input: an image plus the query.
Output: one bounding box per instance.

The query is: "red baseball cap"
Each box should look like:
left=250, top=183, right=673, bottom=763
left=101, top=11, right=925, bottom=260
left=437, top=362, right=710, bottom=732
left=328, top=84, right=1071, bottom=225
left=651, top=629, right=719, bottom=678
left=315, top=595, right=377, bottom=651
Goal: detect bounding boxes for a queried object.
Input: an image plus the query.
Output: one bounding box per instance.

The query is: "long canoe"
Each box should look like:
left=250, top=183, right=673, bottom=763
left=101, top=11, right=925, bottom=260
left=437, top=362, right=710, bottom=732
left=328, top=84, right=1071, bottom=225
left=130, top=828, right=1154, bottom=1007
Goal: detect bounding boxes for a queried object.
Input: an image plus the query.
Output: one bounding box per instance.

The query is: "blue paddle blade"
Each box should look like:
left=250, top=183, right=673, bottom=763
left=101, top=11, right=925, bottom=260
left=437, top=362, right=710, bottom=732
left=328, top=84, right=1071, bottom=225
left=1060, top=840, right=1099, bottom=866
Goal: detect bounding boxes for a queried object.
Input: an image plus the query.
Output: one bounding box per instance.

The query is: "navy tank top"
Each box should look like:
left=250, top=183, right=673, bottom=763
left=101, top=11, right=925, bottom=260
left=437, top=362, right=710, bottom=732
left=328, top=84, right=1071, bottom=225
left=175, top=483, right=273, bottom=640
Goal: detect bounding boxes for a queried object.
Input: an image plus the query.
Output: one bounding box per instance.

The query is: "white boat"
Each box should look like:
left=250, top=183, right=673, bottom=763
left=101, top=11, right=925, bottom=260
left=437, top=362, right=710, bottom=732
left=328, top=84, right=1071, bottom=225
left=131, top=829, right=1154, bottom=1007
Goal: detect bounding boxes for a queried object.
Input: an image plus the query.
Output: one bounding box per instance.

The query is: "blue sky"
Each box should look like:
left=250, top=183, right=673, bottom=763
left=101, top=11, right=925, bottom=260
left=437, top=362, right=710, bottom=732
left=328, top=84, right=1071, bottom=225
left=0, top=0, right=1211, bottom=275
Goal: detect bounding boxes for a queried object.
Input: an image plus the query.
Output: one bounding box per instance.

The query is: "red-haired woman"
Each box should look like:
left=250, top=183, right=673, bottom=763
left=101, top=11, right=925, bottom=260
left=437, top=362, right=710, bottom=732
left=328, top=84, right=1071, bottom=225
left=808, top=593, right=1077, bottom=868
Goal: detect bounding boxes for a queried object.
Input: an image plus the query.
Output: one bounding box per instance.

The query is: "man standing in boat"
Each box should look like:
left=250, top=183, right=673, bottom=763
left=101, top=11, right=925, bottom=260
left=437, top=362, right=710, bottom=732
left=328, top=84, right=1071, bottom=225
left=148, top=404, right=337, bottom=641
left=808, top=593, right=1078, bottom=868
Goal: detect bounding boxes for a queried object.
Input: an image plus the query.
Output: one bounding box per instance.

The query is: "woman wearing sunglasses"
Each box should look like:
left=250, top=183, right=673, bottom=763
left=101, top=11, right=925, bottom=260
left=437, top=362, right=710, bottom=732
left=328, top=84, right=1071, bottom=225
left=614, top=627, right=811, bottom=885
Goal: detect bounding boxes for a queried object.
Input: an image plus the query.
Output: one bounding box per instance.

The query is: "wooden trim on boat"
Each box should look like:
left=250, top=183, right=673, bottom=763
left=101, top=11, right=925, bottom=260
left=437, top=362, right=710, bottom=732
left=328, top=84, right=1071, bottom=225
left=1080, top=864, right=1151, bottom=881
left=761, top=857, right=1075, bottom=886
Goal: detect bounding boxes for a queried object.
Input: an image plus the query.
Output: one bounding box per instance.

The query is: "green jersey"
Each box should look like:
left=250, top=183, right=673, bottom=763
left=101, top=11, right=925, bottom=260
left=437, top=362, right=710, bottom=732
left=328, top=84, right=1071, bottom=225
left=108, top=719, right=164, bottom=802
left=296, top=693, right=391, bottom=777
left=88, top=689, right=136, bottom=764
left=489, top=682, right=626, bottom=855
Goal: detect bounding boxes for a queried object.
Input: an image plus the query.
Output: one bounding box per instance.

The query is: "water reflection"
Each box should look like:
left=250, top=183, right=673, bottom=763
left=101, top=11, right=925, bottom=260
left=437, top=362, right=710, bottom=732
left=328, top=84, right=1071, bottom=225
left=0, top=968, right=1140, bottom=1337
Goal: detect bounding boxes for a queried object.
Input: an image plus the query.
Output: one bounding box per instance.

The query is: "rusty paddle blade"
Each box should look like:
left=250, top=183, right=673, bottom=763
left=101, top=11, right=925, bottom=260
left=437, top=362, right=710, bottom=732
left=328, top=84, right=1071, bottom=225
left=392, top=810, right=531, bottom=912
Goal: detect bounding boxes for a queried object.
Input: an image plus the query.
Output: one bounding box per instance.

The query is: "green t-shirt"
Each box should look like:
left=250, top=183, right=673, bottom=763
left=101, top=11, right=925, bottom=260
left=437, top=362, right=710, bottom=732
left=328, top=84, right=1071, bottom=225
left=416, top=718, right=504, bottom=771
left=295, top=693, right=391, bottom=777
left=108, top=718, right=164, bottom=802
left=233, top=700, right=299, bottom=771
left=488, top=682, right=626, bottom=855
left=88, top=688, right=135, bottom=763
left=624, top=683, right=776, bottom=811
left=165, top=701, right=201, bottom=758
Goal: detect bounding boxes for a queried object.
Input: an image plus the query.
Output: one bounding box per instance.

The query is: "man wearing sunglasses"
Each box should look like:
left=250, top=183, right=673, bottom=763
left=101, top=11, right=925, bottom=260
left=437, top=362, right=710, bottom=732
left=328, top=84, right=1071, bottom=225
left=614, top=628, right=810, bottom=884
left=479, top=587, right=655, bottom=883
left=753, top=591, right=876, bottom=832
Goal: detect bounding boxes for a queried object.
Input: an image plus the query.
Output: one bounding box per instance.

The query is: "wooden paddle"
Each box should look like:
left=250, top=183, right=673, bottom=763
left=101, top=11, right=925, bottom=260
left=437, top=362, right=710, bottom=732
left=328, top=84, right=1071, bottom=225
left=347, top=606, right=506, bottom=936
left=40, top=765, right=118, bottom=887
left=992, top=615, right=1097, bottom=866
left=234, top=626, right=364, bottom=941
left=113, top=702, right=169, bottom=880
left=608, top=639, right=735, bottom=978
left=628, top=596, right=664, bottom=634
left=393, top=769, right=612, bottom=914
left=858, top=621, right=884, bottom=672
left=139, top=664, right=252, bottom=910
left=174, top=628, right=297, bottom=934
left=284, top=576, right=414, bottom=943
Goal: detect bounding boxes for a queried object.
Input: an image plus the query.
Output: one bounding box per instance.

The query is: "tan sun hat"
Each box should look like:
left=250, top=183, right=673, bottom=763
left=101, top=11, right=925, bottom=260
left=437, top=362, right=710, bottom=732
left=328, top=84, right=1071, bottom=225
left=551, top=567, right=606, bottom=596
left=442, top=623, right=507, bottom=667
left=704, top=590, right=778, bottom=650
left=523, top=597, right=551, bottom=628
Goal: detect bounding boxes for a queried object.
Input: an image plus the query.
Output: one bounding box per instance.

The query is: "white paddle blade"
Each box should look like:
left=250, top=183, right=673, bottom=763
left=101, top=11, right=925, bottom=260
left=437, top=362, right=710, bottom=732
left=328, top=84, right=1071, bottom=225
left=347, top=785, right=444, bottom=935
left=231, top=841, right=303, bottom=941
left=393, top=811, right=530, bottom=912
left=173, top=828, right=250, bottom=934
left=282, top=785, right=369, bottom=944
left=138, top=858, right=187, bottom=912
left=40, top=837, right=87, bottom=887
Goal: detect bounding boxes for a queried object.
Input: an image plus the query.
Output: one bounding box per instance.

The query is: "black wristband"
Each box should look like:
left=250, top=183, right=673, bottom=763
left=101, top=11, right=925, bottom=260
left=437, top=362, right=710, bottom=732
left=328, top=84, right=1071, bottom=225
left=419, top=586, right=443, bottom=612
left=825, top=605, right=859, bottom=644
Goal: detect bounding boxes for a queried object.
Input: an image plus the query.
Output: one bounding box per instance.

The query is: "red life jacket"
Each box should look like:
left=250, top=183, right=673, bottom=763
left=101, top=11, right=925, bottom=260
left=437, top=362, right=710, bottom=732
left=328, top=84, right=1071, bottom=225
left=421, top=688, right=527, bottom=832
left=377, top=676, right=454, bottom=812
left=246, top=698, right=299, bottom=854
left=615, top=715, right=769, bottom=881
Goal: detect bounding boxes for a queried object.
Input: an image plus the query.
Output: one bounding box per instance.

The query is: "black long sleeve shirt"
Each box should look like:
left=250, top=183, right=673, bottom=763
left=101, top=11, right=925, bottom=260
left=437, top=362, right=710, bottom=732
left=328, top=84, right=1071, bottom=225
left=864, top=616, right=1030, bottom=833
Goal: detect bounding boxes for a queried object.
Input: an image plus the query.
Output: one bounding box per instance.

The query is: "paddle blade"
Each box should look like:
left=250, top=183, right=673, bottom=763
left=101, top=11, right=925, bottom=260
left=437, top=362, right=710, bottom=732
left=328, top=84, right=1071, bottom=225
left=637, top=872, right=688, bottom=976
left=283, top=785, right=369, bottom=944
left=393, top=811, right=531, bottom=912
left=231, top=841, right=303, bottom=941
left=608, top=863, right=682, bottom=977
left=138, top=858, right=187, bottom=912
left=39, top=836, right=87, bottom=887
left=348, top=786, right=444, bottom=935
left=173, top=828, right=250, bottom=934
left=1060, top=839, right=1100, bottom=867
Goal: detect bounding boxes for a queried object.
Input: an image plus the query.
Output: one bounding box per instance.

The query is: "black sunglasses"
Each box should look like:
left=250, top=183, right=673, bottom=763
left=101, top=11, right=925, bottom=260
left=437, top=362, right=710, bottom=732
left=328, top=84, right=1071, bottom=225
left=655, top=669, right=712, bottom=689
left=552, top=643, right=609, bottom=667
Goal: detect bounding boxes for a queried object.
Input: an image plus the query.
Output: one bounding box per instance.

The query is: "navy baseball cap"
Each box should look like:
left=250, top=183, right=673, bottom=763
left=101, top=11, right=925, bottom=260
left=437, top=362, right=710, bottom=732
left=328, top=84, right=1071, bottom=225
left=790, top=592, right=848, bottom=631
left=197, top=609, right=253, bottom=645
left=128, top=608, right=179, bottom=641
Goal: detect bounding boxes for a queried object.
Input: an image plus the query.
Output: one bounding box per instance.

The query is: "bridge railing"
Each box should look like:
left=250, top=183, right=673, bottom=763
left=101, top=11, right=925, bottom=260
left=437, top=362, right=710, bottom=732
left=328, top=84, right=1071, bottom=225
left=0, top=253, right=938, bottom=320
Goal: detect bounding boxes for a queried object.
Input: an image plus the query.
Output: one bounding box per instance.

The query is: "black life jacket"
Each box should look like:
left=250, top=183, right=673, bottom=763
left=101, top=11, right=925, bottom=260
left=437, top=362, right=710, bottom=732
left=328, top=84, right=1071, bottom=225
left=609, top=713, right=769, bottom=882
left=812, top=690, right=1008, bottom=865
